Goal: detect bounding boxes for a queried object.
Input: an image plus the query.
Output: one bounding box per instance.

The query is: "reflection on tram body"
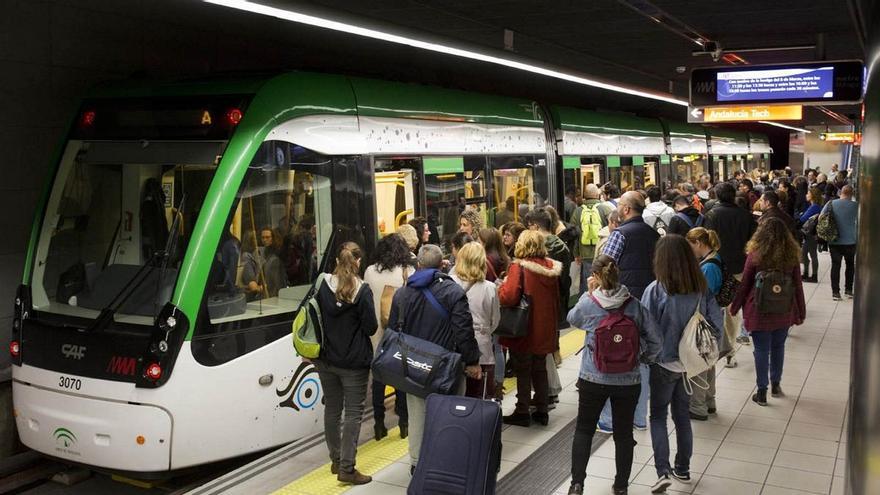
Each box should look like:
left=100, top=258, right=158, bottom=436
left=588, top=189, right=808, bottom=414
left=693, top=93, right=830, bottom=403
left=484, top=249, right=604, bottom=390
left=672, top=154, right=709, bottom=185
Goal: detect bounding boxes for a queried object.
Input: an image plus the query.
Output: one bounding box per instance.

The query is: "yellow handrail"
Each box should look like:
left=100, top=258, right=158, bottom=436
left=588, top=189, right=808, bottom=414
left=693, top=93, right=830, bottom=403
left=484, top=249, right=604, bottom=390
left=395, top=209, right=413, bottom=229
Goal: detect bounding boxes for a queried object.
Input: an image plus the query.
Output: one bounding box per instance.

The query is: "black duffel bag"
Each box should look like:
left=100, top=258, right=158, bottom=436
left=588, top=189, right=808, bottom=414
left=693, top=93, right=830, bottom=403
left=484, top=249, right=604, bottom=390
left=371, top=288, right=463, bottom=398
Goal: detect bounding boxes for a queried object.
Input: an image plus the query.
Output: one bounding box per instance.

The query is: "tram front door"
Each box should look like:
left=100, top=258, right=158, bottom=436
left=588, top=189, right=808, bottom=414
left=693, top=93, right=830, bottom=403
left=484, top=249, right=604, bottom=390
left=374, top=158, right=422, bottom=237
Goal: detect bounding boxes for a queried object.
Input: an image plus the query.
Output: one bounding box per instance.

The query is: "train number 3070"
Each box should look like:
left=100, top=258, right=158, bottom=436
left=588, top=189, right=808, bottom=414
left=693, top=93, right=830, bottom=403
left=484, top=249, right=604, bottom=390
left=58, top=376, right=82, bottom=391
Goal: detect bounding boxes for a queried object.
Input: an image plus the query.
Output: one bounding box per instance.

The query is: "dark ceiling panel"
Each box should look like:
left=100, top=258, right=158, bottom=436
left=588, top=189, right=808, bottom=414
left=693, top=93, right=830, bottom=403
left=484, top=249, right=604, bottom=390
left=266, top=0, right=862, bottom=125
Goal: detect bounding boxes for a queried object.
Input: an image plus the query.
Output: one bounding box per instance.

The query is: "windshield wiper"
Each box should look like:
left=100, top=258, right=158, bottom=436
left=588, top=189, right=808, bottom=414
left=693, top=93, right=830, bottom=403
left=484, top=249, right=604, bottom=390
left=86, top=193, right=185, bottom=332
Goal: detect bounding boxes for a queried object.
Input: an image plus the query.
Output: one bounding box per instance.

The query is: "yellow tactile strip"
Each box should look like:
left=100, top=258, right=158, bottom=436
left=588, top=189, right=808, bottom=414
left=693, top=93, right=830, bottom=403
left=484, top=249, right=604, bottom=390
left=274, top=329, right=586, bottom=495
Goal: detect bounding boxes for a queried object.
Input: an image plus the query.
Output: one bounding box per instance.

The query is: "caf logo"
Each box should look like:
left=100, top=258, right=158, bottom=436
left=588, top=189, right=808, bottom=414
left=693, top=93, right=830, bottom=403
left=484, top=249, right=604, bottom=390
left=613, top=334, right=623, bottom=343
left=772, top=284, right=783, bottom=294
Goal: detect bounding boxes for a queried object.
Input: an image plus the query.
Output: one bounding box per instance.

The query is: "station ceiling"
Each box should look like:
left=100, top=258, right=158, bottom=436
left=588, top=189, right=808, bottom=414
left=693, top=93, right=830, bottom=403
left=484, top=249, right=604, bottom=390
left=261, top=0, right=866, bottom=126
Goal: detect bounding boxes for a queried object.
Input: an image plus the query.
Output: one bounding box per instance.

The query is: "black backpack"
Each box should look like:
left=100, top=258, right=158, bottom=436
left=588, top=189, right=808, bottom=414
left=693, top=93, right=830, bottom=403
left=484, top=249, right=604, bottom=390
left=703, top=257, right=740, bottom=307
left=755, top=269, right=795, bottom=314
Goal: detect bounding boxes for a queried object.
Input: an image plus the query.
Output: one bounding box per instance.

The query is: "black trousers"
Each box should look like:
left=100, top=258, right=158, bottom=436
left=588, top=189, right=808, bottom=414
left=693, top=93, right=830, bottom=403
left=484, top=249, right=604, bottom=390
left=372, top=379, right=408, bottom=427
left=829, top=244, right=856, bottom=294
left=570, top=378, right=641, bottom=488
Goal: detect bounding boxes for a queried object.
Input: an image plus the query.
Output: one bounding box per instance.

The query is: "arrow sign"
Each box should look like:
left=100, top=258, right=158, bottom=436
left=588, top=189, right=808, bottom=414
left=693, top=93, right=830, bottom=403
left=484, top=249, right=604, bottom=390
left=688, top=106, right=705, bottom=123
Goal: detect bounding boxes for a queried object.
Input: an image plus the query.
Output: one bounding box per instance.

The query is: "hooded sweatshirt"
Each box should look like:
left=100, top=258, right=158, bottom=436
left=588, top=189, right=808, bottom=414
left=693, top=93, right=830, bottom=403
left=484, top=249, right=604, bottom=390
left=317, top=274, right=378, bottom=369
left=567, top=285, right=662, bottom=386
left=388, top=268, right=482, bottom=365
left=643, top=201, right=675, bottom=231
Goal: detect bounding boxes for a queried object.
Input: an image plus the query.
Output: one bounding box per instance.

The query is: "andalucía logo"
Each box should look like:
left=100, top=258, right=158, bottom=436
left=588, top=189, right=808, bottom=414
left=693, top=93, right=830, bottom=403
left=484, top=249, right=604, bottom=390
left=53, top=427, right=77, bottom=448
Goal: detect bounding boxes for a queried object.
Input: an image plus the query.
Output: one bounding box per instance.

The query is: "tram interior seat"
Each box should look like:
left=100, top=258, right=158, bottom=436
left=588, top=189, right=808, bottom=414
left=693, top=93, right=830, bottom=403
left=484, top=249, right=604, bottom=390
left=71, top=263, right=179, bottom=317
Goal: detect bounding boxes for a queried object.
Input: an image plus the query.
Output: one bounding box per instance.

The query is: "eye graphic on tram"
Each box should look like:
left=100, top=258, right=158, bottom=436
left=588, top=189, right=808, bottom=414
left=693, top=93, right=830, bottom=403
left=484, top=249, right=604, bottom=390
left=276, top=362, right=323, bottom=412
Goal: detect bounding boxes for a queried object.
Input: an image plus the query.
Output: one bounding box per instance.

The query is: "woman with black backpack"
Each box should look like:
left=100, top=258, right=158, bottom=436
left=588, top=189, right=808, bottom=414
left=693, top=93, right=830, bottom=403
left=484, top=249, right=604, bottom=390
left=565, top=255, right=662, bottom=495
left=798, top=186, right=824, bottom=283
left=730, top=217, right=806, bottom=406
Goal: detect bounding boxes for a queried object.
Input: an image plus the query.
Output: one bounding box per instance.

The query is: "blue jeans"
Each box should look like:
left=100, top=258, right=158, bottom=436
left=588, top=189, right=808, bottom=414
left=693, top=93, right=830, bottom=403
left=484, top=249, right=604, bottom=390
left=649, top=365, right=692, bottom=477
left=598, top=364, right=650, bottom=429
left=579, top=258, right=592, bottom=297
left=750, top=328, right=789, bottom=390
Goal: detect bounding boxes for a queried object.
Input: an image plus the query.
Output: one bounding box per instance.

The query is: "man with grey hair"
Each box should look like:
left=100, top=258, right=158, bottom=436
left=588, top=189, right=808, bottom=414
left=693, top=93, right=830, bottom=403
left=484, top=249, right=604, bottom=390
left=388, top=244, right=482, bottom=472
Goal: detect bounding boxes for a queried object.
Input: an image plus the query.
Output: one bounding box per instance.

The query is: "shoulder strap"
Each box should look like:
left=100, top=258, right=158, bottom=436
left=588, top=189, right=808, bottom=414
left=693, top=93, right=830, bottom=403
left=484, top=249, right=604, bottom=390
left=421, top=284, right=450, bottom=320
left=676, top=212, right=695, bottom=228
left=695, top=214, right=704, bottom=227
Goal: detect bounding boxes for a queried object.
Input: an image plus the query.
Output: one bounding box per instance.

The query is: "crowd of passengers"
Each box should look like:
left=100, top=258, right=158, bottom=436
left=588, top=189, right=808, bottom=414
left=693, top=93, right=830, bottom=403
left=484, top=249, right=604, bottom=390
left=299, top=164, right=858, bottom=493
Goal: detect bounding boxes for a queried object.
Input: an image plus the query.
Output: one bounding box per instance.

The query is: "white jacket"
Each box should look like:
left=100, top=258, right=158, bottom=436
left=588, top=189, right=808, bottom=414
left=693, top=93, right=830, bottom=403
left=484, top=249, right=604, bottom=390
left=450, top=273, right=500, bottom=365
left=363, top=263, right=413, bottom=350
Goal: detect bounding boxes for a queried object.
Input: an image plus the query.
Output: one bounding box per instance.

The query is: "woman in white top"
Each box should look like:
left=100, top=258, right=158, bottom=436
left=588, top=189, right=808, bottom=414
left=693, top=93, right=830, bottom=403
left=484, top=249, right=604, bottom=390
left=450, top=241, right=501, bottom=399
left=363, top=233, right=415, bottom=441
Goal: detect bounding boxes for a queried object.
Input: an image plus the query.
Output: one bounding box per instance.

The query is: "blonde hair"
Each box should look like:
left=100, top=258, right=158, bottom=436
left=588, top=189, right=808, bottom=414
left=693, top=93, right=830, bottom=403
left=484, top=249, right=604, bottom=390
left=686, top=227, right=721, bottom=251
left=454, top=242, right=487, bottom=283
left=459, top=209, right=484, bottom=232
left=514, top=230, right=547, bottom=259
left=334, top=242, right=363, bottom=303
left=396, top=224, right=419, bottom=251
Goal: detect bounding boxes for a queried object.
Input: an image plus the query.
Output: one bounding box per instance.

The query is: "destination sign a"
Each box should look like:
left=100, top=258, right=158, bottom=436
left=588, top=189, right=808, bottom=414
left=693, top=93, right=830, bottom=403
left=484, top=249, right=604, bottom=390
left=691, top=60, right=864, bottom=107
left=687, top=105, right=802, bottom=123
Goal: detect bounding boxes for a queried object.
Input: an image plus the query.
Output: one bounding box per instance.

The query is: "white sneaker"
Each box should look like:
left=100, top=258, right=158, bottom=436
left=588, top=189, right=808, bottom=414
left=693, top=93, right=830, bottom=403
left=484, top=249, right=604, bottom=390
left=725, top=355, right=738, bottom=368
left=651, top=474, right=672, bottom=493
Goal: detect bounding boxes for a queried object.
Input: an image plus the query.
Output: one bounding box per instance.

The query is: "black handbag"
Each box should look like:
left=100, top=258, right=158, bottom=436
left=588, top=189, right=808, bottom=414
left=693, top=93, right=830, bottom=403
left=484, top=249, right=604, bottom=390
left=371, top=288, right=463, bottom=398
left=495, top=264, right=531, bottom=338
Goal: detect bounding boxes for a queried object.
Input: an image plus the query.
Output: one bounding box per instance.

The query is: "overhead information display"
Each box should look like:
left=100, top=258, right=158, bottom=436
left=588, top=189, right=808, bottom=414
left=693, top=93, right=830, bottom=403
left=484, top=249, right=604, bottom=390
left=691, top=60, right=864, bottom=107
left=717, top=67, right=834, bottom=102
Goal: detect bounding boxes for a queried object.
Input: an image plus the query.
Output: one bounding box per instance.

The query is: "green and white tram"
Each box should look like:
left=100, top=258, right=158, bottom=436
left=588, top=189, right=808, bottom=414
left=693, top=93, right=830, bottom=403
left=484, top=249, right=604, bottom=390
left=10, top=71, right=771, bottom=473
left=10, top=72, right=553, bottom=472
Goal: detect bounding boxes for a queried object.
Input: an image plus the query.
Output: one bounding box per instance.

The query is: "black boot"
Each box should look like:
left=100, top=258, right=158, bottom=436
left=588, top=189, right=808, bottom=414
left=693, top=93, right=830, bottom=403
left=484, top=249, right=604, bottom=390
left=752, top=388, right=768, bottom=406
left=771, top=383, right=785, bottom=397
left=399, top=423, right=408, bottom=439
left=531, top=411, right=549, bottom=426
left=374, top=423, right=388, bottom=441
left=503, top=412, right=531, bottom=427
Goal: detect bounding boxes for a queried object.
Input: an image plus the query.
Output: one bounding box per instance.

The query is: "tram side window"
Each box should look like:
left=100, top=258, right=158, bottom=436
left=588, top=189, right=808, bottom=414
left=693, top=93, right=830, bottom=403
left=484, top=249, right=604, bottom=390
left=193, top=140, right=337, bottom=365
left=489, top=155, right=546, bottom=227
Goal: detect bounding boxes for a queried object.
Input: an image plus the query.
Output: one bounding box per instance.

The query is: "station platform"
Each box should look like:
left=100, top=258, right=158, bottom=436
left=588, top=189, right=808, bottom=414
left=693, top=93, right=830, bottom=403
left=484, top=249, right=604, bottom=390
left=190, top=253, right=851, bottom=495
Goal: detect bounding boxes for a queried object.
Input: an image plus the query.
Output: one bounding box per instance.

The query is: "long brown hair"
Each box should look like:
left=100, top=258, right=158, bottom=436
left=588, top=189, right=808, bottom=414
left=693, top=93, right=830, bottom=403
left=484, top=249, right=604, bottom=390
left=654, top=234, right=707, bottom=295
left=746, top=217, right=800, bottom=271
left=478, top=227, right=510, bottom=271
left=334, top=242, right=363, bottom=303
left=591, top=255, right=619, bottom=290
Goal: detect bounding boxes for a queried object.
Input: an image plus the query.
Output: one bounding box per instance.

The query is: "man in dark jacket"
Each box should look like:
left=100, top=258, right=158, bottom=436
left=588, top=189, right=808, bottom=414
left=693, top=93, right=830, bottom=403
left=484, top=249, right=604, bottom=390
left=705, top=182, right=758, bottom=359
left=758, top=190, right=797, bottom=236
left=601, top=191, right=660, bottom=299
left=525, top=207, right=572, bottom=324
left=667, top=195, right=704, bottom=236
left=388, top=244, right=482, bottom=470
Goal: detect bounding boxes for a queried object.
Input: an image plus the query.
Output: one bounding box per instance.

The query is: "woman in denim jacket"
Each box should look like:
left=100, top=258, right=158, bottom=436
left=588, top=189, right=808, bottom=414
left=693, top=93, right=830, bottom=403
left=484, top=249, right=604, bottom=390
left=641, top=235, right=723, bottom=493
left=565, top=255, right=662, bottom=495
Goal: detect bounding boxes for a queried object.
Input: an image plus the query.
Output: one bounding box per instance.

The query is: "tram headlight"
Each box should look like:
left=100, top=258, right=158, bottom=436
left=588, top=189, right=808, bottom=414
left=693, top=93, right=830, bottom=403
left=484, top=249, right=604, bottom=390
left=165, top=316, right=177, bottom=329
left=10, top=341, right=20, bottom=358
left=145, top=363, right=163, bottom=381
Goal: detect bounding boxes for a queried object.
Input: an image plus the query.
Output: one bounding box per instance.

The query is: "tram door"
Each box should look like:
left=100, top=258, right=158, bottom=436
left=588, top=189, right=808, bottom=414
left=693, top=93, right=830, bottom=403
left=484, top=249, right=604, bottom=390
left=562, top=156, right=603, bottom=206
left=642, top=157, right=659, bottom=188
left=373, top=158, right=422, bottom=237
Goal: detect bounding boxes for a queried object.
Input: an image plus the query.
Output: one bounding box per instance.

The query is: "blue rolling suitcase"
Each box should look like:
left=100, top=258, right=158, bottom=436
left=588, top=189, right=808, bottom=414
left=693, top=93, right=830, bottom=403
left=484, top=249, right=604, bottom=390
left=408, top=389, right=502, bottom=495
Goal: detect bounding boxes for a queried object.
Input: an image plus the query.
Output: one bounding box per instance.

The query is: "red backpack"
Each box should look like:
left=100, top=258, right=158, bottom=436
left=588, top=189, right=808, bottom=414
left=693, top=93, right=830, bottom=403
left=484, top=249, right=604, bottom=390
left=590, top=295, right=640, bottom=373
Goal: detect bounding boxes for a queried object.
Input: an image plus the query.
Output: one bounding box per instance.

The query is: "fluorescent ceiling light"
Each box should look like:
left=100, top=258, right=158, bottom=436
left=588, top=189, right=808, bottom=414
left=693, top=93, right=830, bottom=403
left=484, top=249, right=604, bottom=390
left=759, top=121, right=812, bottom=133
left=205, top=0, right=689, bottom=107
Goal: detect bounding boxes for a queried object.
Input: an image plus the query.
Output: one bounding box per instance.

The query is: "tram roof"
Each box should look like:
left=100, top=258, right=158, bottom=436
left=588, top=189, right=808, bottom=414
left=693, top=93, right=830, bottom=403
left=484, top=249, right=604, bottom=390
left=550, top=106, right=664, bottom=138
left=84, top=71, right=545, bottom=128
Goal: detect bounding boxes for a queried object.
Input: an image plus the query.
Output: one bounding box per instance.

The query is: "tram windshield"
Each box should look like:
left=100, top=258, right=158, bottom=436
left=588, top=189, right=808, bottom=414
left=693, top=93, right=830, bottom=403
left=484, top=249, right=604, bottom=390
left=30, top=140, right=224, bottom=325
